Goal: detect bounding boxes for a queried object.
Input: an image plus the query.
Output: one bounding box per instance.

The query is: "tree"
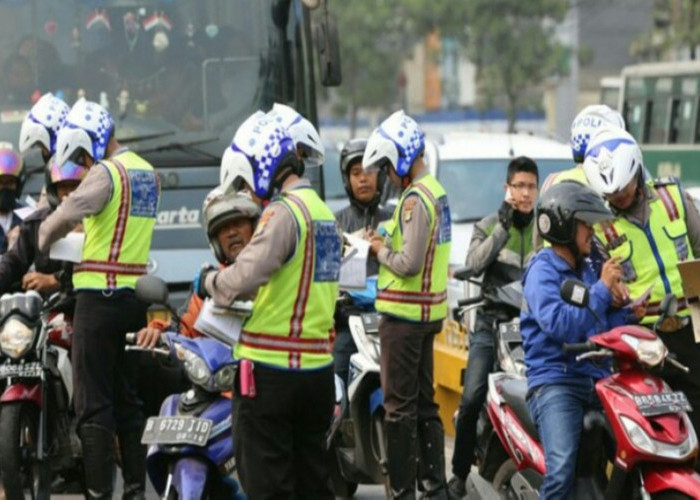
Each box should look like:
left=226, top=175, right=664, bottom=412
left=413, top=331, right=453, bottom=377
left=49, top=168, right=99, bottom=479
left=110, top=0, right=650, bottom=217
left=462, top=0, right=568, bottom=132
left=631, top=0, right=700, bottom=61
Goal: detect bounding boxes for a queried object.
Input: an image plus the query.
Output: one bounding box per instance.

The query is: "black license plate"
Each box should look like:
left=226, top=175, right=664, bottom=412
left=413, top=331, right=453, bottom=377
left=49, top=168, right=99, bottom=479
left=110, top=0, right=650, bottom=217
left=0, top=362, right=42, bottom=379
left=141, top=416, right=213, bottom=446
left=633, top=391, right=693, bottom=417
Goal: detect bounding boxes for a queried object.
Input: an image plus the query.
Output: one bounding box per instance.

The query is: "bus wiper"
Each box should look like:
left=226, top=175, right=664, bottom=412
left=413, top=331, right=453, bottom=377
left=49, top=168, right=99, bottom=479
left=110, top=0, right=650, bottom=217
left=136, top=137, right=221, bottom=161
left=119, top=131, right=176, bottom=144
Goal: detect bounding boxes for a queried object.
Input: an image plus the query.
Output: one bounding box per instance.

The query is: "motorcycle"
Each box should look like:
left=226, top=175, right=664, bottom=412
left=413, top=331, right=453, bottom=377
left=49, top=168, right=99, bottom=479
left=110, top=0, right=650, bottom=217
left=0, top=291, right=81, bottom=500
left=132, top=275, right=244, bottom=500
left=467, top=279, right=700, bottom=499
left=328, top=277, right=392, bottom=498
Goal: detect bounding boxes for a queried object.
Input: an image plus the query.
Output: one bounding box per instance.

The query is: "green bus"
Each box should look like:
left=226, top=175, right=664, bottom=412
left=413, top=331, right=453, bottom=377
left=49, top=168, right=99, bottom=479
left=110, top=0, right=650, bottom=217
left=619, top=61, right=700, bottom=186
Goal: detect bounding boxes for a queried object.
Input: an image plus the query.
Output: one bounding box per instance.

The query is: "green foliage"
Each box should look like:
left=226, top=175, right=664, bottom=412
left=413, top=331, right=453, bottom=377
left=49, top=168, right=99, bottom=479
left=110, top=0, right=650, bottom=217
left=631, top=0, right=700, bottom=60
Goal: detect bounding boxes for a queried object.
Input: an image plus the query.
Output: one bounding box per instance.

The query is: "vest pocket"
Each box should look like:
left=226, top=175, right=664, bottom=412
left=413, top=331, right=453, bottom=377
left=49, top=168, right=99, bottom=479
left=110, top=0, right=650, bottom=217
left=663, top=221, right=689, bottom=261
left=610, top=240, right=637, bottom=283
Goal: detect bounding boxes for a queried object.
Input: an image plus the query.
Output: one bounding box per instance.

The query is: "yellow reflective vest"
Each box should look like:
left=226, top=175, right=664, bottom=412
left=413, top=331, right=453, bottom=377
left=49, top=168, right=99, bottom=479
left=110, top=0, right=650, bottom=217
left=235, top=187, right=341, bottom=370
left=73, top=150, right=159, bottom=291
left=595, top=179, right=692, bottom=325
left=375, top=174, right=451, bottom=322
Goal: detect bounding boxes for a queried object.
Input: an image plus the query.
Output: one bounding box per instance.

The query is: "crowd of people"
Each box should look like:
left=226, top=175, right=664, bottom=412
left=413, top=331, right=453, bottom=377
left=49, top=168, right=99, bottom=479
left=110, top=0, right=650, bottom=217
left=0, top=90, right=698, bottom=500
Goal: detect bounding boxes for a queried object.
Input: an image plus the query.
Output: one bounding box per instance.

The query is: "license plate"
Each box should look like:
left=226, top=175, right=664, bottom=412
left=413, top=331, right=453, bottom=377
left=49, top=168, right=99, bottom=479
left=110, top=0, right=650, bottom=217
left=633, top=391, right=693, bottom=417
left=0, top=362, right=42, bottom=379
left=141, top=416, right=213, bottom=446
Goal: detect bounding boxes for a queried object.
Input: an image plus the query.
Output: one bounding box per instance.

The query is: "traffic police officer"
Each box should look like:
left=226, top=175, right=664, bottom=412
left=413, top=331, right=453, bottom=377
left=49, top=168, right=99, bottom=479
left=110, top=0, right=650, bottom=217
left=583, top=125, right=700, bottom=452
left=204, top=109, right=341, bottom=498
left=363, top=110, right=451, bottom=499
left=39, top=98, right=160, bottom=499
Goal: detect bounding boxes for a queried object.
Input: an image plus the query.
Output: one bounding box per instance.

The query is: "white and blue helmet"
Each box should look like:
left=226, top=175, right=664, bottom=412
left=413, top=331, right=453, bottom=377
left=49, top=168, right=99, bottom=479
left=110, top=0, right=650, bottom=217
left=570, top=104, right=625, bottom=163
left=55, top=98, right=114, bottom=166
left=219, top=111, right=297, bottom=199
left=268, top=103, right=324, bottom=169
left=19, top=93, right=70, bottom=156
left=363, top=110, right=424, bottom=178
left=582, top=125, right=642, bottom=197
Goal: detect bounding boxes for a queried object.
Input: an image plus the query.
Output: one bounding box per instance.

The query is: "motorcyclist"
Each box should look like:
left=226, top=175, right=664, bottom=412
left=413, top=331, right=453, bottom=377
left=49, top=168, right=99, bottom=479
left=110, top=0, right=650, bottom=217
left=333, top=138, right=392, bottom=385
left=582, top=124, right=700, bottom=455
left=0, top=143, right=26, bottom=254
left=0, top=157, right=87, bottom=295
left=447, top=156, right=538, bottom=498
left=521, top=181, right=644, bottom=499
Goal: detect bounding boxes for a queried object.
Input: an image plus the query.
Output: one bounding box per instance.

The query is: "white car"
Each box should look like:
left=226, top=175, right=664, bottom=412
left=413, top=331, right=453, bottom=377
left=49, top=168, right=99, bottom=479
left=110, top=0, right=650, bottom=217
left=432, top=132, right=573, bottom=317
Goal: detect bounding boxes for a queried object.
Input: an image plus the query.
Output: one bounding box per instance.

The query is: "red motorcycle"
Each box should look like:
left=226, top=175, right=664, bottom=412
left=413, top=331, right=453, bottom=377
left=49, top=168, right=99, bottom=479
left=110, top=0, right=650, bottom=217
left=466, top=280, right=700, bottom=499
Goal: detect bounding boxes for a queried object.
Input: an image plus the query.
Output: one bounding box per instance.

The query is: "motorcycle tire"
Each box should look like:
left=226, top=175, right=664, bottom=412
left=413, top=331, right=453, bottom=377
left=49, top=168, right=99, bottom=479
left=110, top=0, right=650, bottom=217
left=0, top=402, right=41, bottom=500
left=651, top=492, right=694, bottom=500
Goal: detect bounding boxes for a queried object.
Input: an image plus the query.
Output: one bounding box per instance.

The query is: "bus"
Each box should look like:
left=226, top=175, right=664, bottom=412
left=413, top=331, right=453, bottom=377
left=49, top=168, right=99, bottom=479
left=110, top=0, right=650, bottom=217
left=0, top=0, right=340, bottom=305
left=619, top=60, right=700, bottom=185
left=599, top=75, right=621, bottom=109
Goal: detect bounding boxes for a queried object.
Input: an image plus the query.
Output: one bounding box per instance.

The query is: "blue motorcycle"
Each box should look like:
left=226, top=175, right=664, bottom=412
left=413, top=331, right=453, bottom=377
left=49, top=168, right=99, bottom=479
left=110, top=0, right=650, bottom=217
left=132, top=276, right=244, bottom=499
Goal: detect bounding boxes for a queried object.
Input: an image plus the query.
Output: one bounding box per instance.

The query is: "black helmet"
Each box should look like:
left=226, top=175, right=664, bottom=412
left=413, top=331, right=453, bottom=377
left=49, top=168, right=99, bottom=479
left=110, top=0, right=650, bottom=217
left=537, top=181, right=612, bottom=245
left=339, top=138, right=385, bottom=206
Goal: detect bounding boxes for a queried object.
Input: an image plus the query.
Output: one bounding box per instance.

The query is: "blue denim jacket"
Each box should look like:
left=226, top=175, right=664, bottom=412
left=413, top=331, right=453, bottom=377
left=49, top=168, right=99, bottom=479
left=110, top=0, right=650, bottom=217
left=521, top=248, right=628, bottom=391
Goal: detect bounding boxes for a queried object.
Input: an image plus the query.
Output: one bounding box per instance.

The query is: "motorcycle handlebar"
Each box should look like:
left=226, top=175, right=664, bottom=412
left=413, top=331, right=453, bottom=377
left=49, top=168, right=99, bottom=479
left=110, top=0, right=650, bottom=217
left=125, top=332, right=137, bottom=344
left=562, top=342, right=593, bottom=354
left=457, top=296, right=483, bottom=308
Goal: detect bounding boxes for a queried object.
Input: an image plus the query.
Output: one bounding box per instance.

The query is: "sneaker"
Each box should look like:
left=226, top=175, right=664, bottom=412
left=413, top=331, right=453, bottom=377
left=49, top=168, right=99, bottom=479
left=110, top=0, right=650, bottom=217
left=447, top=475, right=466, bottom=499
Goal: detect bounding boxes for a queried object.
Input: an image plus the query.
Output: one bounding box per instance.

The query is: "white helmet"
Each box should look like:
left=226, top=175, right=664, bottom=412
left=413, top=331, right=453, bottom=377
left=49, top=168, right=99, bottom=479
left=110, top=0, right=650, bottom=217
left=570, top=104, right=625, bottom=163
left=19, top=93, right=70, bottom=156
left=582, top=125, right=643, bottom=197
left=268, top=103, right=324, bottom=168
left=363, top=110, right=424, bottom=178
left=220, top=111, right=265, bottom=194
left=202, top=186, right=260, bottom=263
left=55, top=98, right=114, bottom=166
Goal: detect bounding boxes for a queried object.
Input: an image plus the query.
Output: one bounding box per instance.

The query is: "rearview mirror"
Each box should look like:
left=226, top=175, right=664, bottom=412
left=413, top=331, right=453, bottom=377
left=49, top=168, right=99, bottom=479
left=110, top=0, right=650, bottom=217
left=315, top=9, right=342, bottom=86
left=561, top=279, right=590, bottom=308
left=657, top=293, right=678, bottom=323
left=135, top=275, right=170, bottom=307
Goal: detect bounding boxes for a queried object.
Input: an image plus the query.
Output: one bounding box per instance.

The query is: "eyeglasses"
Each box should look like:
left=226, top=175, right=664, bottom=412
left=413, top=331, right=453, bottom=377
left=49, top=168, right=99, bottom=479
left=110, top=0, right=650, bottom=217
left=509, top=182, right=538, bottom=192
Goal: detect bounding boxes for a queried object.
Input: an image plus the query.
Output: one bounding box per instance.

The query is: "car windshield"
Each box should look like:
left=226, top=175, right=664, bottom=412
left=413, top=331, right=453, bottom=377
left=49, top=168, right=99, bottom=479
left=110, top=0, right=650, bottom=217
left=438, top=159, right=573, bottom=222
left=0, top=0, right=304, bottom=164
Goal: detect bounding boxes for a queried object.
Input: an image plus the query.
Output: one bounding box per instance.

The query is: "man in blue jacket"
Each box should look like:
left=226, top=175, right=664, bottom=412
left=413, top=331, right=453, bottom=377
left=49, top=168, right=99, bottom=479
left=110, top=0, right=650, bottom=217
left=521, top=181, right=645, bottom=500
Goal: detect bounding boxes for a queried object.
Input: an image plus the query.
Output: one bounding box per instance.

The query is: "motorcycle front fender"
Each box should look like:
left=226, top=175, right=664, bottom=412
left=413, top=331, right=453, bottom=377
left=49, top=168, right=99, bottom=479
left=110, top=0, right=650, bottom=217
left=642, top=466, right=700, bottom=496
left=1, top=382, right=41, bottom=407
left=171, top=456, right=208, bottom=499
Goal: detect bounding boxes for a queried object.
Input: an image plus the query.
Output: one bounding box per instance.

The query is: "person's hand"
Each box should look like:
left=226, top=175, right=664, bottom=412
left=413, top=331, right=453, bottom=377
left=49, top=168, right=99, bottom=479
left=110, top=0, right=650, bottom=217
left=194, top=264, right=216, bottom=299
left=498, top=201, right=514, bottom=230
left=600, top=258, right=623, bottom=291
left=610, top=281, right=630, bottom=308
left=22, top=272, right=59, bottom=293
left=136, top=327, right=164, bottom=350
left=72, top=222, right=84, bottom=233
left=630, top=301, right=647, bottom=321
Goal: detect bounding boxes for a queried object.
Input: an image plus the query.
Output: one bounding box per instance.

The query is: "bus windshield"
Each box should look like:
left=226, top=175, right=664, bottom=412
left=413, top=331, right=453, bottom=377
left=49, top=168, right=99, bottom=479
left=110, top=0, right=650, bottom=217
left=0, top=0, right=315, bottom=164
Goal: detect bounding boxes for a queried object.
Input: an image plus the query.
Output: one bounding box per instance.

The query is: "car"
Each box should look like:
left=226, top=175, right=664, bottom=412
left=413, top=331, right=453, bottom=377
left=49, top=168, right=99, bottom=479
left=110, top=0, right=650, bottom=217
left=433, top=131, right=573, bottom=320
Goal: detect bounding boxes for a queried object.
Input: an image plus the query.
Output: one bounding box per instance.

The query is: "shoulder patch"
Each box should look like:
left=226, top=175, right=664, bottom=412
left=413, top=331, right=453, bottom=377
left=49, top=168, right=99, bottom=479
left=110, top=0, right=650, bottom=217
left=654, top=176, right=679, bottom=187
left=402, top=197, right=418, bottom=223
left=254, top=208, right=276, bottom=236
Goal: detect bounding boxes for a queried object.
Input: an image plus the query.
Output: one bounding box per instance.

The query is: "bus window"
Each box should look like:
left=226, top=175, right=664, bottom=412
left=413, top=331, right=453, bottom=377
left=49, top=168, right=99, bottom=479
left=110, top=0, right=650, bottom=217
left=625, top=99, right=649, bottom=143
left=669, top=97, right=695, bottom=144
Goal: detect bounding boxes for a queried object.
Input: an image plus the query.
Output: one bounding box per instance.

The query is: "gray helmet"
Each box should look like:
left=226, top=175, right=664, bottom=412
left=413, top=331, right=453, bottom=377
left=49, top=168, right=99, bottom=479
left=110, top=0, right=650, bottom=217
left=536, top=181, right=612, bottom=246
left=202, top=187, right=260, bottom=263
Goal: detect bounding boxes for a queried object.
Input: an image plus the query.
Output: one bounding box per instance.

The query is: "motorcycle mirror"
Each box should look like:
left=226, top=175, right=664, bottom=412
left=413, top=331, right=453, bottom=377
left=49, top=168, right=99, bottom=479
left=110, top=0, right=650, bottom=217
left=453, top=267, right=470, bottom=281
left=135, top=275, right=170, bottom=306
left=657, top=293, right=678, bottom=324
left=560, top=279, right=590, bottom=308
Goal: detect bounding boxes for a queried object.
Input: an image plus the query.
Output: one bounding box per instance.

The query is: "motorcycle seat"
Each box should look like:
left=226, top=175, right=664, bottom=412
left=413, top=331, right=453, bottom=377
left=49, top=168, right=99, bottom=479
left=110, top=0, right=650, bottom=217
left=500, top=378, right=539, bottom=441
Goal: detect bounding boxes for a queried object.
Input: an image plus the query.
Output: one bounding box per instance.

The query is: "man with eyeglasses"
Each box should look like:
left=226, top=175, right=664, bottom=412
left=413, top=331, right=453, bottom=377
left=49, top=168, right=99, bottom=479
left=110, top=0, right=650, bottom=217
left=447, top=156, right=539, bottom=498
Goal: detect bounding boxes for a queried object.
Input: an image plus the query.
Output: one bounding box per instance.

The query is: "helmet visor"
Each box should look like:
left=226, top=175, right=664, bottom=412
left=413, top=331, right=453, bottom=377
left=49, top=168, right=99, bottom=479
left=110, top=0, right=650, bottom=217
left=575, top=209, right=613, bottom=226
left=0, top=149, right=22, bottom=177
left=50, top=160, right=88, bottom=184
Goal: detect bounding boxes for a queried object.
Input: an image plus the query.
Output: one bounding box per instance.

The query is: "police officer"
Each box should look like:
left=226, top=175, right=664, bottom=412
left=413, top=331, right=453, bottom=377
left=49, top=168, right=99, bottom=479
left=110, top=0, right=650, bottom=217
left=204, top=109, right=341, bottom=498
left=363, top=110, right=451, bottom=499
left=39, top=98, right=160, bottom=499
left=583, top=125, right=700, bottom=451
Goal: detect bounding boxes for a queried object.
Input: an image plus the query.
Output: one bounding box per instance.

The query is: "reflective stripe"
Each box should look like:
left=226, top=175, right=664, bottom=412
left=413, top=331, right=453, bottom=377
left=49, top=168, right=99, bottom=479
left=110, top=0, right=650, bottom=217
left=74, top=260, right=147, bottom=275
left=284, top=193, right=315, bottom=369
left=656, top=186, right=679, bottom=221
left=107, top=159, right=131, bottom=288
left=600, top=221, right=619, bottom=246
left=240, top=331, right=330, bottom=353
left=377, top=289, right=447, bottom=304
left=414, top=183, right=439, bottom=321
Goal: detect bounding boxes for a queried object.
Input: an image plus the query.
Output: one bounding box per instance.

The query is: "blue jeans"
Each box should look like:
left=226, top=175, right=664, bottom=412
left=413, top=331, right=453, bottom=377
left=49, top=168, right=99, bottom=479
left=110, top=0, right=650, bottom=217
left=526, top=379, right=600, bottom=500
left=451, top=328, right=495, bottom=478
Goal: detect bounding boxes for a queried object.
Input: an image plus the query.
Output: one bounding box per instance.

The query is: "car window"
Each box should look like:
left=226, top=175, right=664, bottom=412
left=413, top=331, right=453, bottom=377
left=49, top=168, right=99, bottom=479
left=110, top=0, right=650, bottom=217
left=438, top=159, right=572, bottom=222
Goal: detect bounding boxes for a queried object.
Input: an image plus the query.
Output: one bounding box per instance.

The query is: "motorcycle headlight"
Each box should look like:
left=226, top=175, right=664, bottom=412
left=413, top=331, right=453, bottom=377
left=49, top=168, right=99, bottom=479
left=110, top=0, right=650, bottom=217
left=175, top=344, right=211, bottom=386
left=620, top=415, right=697, bottom=460
left=0, top=317, right=36, bottom=359
left=212, top=365, right=236, bottom=392
left=621, top=334, right=667, bottom=367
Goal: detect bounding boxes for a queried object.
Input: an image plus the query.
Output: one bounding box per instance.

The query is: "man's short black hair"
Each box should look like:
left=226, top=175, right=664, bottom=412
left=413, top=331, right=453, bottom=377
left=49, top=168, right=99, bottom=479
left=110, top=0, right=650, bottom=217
left=506, top=156, right=539, bottom=184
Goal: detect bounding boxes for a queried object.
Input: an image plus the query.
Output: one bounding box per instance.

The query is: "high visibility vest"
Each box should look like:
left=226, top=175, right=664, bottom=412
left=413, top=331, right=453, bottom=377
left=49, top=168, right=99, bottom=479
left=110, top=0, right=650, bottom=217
left=594, top=179, right=693, bottom=325
left=375, top=174, right=451, bottom=322
left=235, top=187, right=341, bottom=370
left=73, top=150, right=159, bottom=291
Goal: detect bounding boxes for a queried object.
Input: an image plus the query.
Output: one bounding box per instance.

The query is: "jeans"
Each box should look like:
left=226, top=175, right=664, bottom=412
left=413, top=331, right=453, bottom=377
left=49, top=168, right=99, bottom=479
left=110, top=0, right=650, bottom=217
left=451, top=328, right=495, bottom=479
left=526, top=379, right=600, bottom=500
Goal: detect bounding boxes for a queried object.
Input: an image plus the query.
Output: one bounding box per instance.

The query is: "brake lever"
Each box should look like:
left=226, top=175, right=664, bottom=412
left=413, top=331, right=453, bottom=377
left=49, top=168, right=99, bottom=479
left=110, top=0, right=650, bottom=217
left=125, top=345, right=170, bottom=357
left=576, top=349, right=612, bottom=362
left=666, top=356, right=690, bottom=374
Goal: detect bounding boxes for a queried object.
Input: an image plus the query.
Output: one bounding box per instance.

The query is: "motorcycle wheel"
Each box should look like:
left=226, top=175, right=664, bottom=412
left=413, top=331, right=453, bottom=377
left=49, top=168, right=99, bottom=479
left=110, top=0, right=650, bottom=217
left=492, top=459, right=517, bottom=498
left=651, top=492, right=694, bottom=500
left=0, top=402, right=41, bottom=500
